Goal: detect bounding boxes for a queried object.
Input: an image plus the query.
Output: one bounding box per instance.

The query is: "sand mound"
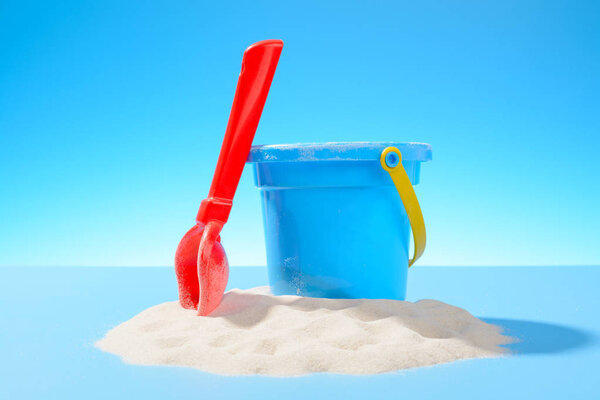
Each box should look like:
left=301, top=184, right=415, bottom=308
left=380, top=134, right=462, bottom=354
left=96, top=287, right=513, bottom=376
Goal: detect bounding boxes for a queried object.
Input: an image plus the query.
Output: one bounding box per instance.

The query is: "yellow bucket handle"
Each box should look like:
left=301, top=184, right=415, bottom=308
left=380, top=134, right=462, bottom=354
left=380, top=147, right=426, bottom=267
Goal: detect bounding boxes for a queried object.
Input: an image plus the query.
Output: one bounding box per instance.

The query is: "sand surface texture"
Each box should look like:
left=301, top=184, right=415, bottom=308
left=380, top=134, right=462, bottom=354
left=96, top=287, right=513, bottom=376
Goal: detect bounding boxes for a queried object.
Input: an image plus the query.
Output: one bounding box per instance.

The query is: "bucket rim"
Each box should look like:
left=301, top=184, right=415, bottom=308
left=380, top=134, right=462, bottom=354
left=247, top=141, right=432, bottom=163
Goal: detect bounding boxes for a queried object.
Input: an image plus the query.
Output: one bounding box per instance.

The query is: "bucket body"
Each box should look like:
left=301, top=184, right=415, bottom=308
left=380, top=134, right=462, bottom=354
left=247, top=142, right=431, bottom=300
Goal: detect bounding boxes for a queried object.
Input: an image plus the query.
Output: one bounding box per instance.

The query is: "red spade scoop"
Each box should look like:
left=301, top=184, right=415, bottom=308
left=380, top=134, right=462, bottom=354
left=175, top=40, right=283, bottom=316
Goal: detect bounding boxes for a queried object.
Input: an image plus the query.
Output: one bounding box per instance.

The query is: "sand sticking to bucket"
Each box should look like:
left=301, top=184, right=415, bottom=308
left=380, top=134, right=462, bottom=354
left=96, top=287, right=513, bottom=376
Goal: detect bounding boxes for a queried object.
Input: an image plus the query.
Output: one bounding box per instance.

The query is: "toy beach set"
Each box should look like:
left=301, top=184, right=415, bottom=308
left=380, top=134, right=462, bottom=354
left=97, top=40, right=512, bottom=376
left=174, top=39, right=431, bottom=315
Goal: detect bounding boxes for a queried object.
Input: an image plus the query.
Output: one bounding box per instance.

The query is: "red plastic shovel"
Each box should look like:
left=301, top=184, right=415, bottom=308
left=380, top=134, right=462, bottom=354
left=174, top=40, right=283, bottom=316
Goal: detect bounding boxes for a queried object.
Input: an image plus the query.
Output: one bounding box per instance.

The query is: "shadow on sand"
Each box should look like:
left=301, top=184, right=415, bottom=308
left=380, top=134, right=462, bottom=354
left=483, top=318, right=595, bottom=354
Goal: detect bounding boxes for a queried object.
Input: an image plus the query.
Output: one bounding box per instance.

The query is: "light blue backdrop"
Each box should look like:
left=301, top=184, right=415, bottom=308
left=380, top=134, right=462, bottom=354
left=1, top=0, right=598, bottom=267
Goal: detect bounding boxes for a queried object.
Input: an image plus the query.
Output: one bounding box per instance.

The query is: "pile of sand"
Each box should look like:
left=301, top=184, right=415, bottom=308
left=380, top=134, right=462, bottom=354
left=96, top=287, right=513, bottom=376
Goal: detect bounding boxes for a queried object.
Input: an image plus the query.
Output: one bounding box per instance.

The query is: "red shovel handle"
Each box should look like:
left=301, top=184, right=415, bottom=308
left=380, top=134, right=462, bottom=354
left=196, top=40, right=283, bottom=224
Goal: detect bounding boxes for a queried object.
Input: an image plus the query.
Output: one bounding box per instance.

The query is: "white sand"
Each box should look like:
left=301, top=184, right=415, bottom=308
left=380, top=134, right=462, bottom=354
left=96, top=287, right=513, bottom=376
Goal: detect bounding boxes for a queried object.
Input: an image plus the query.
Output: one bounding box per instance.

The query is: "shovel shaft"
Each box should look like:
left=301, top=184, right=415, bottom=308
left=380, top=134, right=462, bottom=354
left=197, top=39, right=283, bottom=224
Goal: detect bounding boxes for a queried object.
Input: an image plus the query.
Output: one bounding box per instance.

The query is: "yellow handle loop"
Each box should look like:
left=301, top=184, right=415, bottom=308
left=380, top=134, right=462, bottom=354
left=380, top=147, right=426, bottom=267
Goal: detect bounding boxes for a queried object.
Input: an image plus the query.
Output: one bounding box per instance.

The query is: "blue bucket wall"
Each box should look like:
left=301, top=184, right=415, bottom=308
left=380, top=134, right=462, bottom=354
left=247, top=142, right=431, bottom=300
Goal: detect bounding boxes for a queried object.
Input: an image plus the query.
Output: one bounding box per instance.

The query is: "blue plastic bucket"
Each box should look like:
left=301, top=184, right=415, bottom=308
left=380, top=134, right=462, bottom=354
left=247, top=142, right=432, bottom=300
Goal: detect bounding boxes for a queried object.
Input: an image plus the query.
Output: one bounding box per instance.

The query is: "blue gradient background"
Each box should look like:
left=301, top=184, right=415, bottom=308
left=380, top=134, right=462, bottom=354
left=1, top=1, right=598, bottom=267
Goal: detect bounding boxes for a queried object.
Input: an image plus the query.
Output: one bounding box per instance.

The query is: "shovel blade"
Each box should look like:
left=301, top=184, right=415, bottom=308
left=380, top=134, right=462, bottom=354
left=197, top=221, right=229, bottom=316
